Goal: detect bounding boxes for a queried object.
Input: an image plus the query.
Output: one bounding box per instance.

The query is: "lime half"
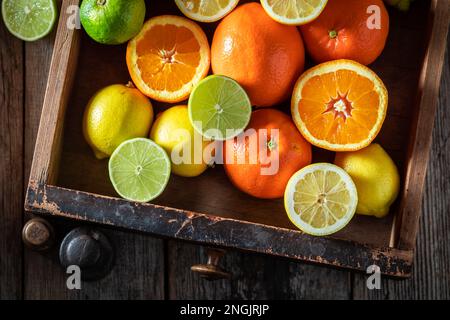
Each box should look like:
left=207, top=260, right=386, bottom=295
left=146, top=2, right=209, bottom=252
left=2, top=0, right=57, bottom=41
left=284, top=163, right=358, bottom=236
left=109, top=138, right=171, bottom=202
left=188, top=75, right=252, bottom=141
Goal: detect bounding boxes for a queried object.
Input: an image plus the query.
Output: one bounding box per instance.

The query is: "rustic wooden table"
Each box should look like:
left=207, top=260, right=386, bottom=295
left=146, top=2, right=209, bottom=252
left=0, top=12, right=449, bottom=300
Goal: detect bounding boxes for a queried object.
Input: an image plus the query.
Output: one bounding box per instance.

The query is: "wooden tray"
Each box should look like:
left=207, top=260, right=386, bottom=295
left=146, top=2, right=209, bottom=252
left=25, top=0, right=450, bottom=278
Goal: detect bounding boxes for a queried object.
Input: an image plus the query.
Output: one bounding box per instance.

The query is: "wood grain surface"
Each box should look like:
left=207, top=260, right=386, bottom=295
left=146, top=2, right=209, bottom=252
left=0, top=2, right=449, bottom=299
left=0, top=15, right=23, bottom=300
left=397, top=0, right=450, bottom=250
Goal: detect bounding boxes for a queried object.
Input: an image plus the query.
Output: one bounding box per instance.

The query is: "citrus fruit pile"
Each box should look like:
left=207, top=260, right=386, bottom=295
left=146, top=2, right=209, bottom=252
left=75, top=0, right=401, bottom=237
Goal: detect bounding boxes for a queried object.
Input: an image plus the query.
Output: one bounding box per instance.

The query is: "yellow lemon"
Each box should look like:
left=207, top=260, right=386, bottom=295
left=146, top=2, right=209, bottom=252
left=175, top=0, right=239, bottom=23
left=260, top=0, right=328, bottom=26
left=284, top=163, right=358, bottom=236
left=334, top=143, right=400, bottom=218
left=83, top=83, right=153, bottom=159
left=150, top=105, right=208, bottom=177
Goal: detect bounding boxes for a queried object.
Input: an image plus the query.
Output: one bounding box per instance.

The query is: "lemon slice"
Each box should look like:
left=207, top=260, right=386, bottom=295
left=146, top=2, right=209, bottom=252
left=260, top=0, right=328, bottom=26
left=284, top=163, right=357, bottom=236
left=175, top=0, right=240, bottom=23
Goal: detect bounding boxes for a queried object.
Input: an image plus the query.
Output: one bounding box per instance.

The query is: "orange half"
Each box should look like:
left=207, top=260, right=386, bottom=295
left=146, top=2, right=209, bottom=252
left=291, top=60, right=388, bottom=151
left=127, top=15, right=210, bottom=103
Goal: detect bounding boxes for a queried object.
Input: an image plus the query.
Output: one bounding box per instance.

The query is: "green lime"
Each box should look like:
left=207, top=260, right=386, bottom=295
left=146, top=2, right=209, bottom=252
left=80, top=0, right=146, bottom=45
left=2, top=0, right=57, bottom=41
left=109, top=138, right=171, bottom=202
left=188, top=75, right=252, bottom=141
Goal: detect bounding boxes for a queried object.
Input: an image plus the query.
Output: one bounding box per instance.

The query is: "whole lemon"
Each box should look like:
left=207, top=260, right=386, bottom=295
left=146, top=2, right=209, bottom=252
left=150, top=106, right=208, bottom=177
left=334, top=144, right=400, bottom=218
left=83, top=83, right=153, bottom=159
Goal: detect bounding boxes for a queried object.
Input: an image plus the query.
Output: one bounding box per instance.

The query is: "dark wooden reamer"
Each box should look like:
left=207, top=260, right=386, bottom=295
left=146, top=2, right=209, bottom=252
left=25, top=0, right=450, bottom=277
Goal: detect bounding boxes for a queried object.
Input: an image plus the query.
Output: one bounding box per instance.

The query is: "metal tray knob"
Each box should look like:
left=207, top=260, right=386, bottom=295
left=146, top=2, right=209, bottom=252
left=22, top=218, right=54, bottom=251
left=191, top=248, right=231, bottom=281
left=59, top=227, right=114, bottom=281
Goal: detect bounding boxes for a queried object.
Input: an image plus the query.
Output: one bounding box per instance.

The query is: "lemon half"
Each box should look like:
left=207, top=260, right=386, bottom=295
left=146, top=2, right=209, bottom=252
left=260, top=0, right=328, bottom=26
left=175, top=0, right=240, bottom=23
left=284, top=163, right=358, bottom=236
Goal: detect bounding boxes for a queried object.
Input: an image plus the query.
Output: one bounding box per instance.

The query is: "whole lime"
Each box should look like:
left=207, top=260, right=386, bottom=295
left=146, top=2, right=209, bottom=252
left=80, top=0, right=146, bottom=45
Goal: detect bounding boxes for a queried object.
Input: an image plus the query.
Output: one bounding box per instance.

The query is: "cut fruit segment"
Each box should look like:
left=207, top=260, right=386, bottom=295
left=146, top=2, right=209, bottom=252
left=175, top=0, right=239, bottom=23
left=2, top=0, right=57, bottom=41
left=188, top=75, right=252, bottom=141
left=109, top=138, right=171, bottom=202
left=284, top=163, right=358, bottom=236
left=291, top=59, right=388, bottom=151
left=260, top=0, right=328, bottom=26
left=126, top=15, right=211, bottom=103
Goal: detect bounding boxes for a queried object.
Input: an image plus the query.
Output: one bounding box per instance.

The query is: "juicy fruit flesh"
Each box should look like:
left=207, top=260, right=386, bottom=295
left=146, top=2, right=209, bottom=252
left=266, top=0, right=323, bottom=19
left=285, top=163, right=358, bottom=235
left=109, top=139, right=170, bottom=202
left=298, top=68, right=382, bottom=145
left=293, top=170, right=352, bottom=228
left=178, top=0, right=233, bottom=15
left=2, top=0, right=56, bottom=40
left=136, top=25, right=201, bottom=92
left=189, top=76, right=251, bottom=141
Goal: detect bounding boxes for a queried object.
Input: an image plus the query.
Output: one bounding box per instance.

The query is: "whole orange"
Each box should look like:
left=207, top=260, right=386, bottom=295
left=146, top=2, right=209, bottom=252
left=300, top=0, right=389, bottom=65
left=211, top=3, right=305, bottom=107
left=223, top=109, right=312, bottom=199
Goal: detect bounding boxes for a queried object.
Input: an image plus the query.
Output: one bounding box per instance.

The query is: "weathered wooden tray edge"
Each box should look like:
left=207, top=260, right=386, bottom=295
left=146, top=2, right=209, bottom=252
left=24, top=0, right=450, bottom=278
left=26, top=182, right=414, bottom=277
left=395, top=0, right=450, bottom=250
